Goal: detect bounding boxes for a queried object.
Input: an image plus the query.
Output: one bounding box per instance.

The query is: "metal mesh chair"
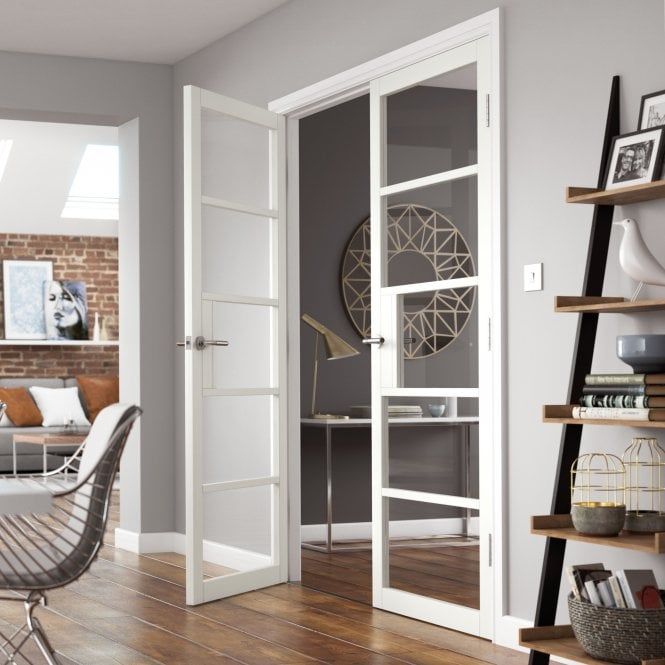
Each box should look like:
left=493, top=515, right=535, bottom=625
left=0, top=403, right=141, bottom=664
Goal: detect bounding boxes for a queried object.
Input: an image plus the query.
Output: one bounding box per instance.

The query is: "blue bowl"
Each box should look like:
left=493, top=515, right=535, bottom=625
left=617, top=334, right=665, bottom=373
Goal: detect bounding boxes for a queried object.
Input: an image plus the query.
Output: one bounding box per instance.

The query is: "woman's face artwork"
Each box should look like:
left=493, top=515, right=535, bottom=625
left=46, top=282, right=78, bottom=330
left=44, top=281, right=87, bottom=340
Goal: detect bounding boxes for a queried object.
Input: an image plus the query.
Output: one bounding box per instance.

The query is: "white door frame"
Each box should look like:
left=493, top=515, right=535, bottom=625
left=269, top=7, right=504, bottom=638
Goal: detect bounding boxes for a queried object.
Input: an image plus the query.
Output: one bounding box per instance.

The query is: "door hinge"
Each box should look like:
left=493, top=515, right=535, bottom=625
left=485, top=93, right=490, bottom=127
left=488, top=533, right=493, bottom=566
left=487, top=317, right=492, bottom=352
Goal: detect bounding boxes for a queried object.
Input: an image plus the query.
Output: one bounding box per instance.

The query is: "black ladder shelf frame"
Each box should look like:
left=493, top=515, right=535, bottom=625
left=528, top=75, right=620, bottom=665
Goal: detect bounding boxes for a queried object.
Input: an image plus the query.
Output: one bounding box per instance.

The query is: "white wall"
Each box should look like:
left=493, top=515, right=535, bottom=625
left=0, top=119, right=118, bottom=236
left=173, top=0, right=665, bottom=627
left=0, top=51, right=175, bottom=535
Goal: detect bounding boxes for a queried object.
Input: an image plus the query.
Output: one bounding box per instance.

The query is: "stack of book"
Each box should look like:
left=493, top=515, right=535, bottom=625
left=572, top=373, right=665, bottom=421
left=349, top=405, right=423, bottom=418
left=567, top=563, right=664, bottom=609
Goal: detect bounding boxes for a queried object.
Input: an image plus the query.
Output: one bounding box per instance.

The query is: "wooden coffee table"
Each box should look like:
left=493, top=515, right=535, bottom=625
left=12, top=432, right=87, bottom=476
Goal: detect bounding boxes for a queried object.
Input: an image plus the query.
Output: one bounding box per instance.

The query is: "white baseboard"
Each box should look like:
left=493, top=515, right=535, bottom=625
left=301, top=517, right=479, bottom=542
left=494, top=615, right=576, bottom=665
left=114, top=528, right=175, bottom=554
left=114, top=528, right=270, bottom=572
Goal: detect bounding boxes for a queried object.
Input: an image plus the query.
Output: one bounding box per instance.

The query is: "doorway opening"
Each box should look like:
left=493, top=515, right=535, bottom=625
left=298, top=63, right=482, bottom=613
left=0, top=117, right=125, bottom=525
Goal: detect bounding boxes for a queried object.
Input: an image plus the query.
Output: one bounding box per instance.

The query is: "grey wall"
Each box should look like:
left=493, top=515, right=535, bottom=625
left=173, top=0, right=665, bottom=623
left=0, top=51, right=175, bottom=534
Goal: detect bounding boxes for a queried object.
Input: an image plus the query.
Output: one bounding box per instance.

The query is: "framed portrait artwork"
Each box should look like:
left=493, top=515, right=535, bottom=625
left=639, top=89, right=665, bottom=130
left=604, top=128, right=665, bottom=191
left=2, top=260, right=53, bottom=339
left=43, top=280, right=89, bottom=341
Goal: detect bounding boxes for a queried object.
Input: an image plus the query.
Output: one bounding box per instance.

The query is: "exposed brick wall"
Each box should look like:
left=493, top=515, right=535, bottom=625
left=0, top=234, right=118, bottom=378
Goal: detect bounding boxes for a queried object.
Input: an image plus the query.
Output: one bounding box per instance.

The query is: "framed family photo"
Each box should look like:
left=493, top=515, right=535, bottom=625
left=604, top=127, right=665, bottom=190
left=2, top=260, right=53, bottom=340
left=639, top=89, right=665, bottom=129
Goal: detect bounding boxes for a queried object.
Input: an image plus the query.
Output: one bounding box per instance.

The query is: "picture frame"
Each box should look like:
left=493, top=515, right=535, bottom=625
left=639, top=89, right=665, bottom=130
left=43, top=280, right=89, bottom=341
left=604, top=127, right=665, bottom=191
left=2, top=260, right=53, bottom=340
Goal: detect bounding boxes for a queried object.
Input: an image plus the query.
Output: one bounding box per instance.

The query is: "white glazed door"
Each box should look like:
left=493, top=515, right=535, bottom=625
left=183, top=86, right=287, bottom=605
left=369, top=38, right=494, bottom=637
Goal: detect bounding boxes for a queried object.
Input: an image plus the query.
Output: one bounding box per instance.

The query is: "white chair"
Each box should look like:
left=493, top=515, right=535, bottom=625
left=0, top=403, right=141, bottom=664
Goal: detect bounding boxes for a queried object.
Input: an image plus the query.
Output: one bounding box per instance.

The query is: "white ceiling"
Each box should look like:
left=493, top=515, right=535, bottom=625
left=0, top=119, right=118, bottom=237
left=0, top=0, right=290, bottom=65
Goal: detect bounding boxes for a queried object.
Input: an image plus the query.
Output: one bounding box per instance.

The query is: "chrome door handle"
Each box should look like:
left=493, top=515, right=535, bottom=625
left=362, top=337, right=385, bottom=345
left=176, top=336, right=229, bottom=350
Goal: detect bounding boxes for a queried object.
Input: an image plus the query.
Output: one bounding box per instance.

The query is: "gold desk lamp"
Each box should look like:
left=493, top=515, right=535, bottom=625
left=302, top=314, right=360, bottom=419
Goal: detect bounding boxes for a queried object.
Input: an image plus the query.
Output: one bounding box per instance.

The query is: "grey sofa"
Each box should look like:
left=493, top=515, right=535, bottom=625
left=0, top=378, right=90, bottom=473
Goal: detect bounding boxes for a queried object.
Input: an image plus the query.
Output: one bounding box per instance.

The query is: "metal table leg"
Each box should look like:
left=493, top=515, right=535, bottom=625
left=463, top=423, right=471, bottom=538
left=325, top=424, right=332, bottom=553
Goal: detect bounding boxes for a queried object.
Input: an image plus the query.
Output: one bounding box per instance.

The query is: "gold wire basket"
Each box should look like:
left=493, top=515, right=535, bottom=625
left=622, top=437, right=665, bottom=533
left=570, top=453, right=626, bottom=536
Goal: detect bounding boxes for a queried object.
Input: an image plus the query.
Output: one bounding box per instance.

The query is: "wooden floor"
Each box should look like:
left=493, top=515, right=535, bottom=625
left=0, top=493, right=524, bottom=664
left=301, top=539, right=480, bottom=609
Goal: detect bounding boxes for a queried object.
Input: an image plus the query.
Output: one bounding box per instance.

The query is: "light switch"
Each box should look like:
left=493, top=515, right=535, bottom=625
left=524, top=263, right=543, bottom=292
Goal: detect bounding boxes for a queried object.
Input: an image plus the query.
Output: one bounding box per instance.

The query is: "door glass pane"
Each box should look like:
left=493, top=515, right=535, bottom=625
left=387, top=497, right=479, bottom=608
left=203, top=485, right=273, bottom=559
left=210, top=301, right=272, bottom=389
left=387, top=413, right=478, bottom=498
left=202, top=205, right=271, bottom=298
left=386, top=177, right=477, bottom=288
left=400, top=286, right=478, bottom=388
left=202, top=395, right=272, bottom=484
left=201, top=108, right=270, bottom=210
left=386, top=63, right=477, bottom=186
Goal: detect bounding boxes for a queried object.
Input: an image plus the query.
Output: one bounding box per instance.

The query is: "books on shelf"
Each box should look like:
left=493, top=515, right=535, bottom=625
left=567, top=564, right=664, bottom=609
left=577, top=373, right=665, bottom=419
left=585, top=373, right=665, bottom=386
left=572, top=406, right=665, bottom=421
left=582, top=384, right=665, bottom=396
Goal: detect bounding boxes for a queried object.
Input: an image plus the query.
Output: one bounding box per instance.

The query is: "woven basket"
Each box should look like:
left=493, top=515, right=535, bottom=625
left=568, top=595, right=665, bottom=664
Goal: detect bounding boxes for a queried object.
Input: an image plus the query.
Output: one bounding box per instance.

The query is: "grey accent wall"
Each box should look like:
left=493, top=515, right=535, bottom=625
left=0, top=51, right=175, bottom=535
left=173, top=0, right=665, bottom=623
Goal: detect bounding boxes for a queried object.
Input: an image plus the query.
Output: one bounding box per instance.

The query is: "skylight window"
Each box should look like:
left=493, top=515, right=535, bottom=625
left=61, top=144, right=119, bottom=220
left=0, top=140, right=13, bottom=183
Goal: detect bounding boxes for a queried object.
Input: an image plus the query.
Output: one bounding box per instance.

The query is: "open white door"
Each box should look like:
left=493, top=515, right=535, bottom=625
left=183, top=85, right=287, bottom=605
left=370, top=38, right=494, bottom=637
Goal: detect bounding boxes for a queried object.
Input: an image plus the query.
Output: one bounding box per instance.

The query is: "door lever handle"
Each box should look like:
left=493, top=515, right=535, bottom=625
left=176, top=336, right=229, bottom=350
left=362, top=337, right=385, bottom=345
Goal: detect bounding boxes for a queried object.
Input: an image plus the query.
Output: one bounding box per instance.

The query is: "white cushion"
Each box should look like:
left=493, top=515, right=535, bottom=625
left=28, top=386, right=90, bottom=428
left=0, top=412, right=13, bottom=427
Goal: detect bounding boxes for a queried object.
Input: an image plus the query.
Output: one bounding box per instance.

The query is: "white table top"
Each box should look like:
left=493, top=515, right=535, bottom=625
left=0, top=479, right=53, bottom=515
left=301, top=416, right=479, bottom=427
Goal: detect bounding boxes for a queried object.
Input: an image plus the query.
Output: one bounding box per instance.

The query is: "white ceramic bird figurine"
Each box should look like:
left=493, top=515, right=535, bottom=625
left=613, top=218, right=665, bottom=300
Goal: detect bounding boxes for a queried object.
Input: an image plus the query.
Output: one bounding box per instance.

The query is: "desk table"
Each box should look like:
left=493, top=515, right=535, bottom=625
left=301, top=416, right=479, bottom=552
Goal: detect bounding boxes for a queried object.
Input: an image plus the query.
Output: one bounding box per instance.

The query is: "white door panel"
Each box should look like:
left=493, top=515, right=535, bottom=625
left=370, top=38, right=494, bottom=637
left=183, top=85, right=287, bottom=605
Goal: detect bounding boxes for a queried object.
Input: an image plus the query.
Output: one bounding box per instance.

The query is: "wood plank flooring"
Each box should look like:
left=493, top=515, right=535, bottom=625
left=1, top=492, right=524, bottom=664
left=301, top=540, right=480, bottom=609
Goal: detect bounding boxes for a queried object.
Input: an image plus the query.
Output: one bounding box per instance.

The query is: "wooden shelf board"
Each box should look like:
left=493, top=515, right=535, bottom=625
left=519, top=625, right=665, bottom=664
left=0, top=340, right=118, bottom=347
left=543, top=405, right=665, bottom=429
left=531, top=514, right=665, bottom=553
left=566, top=180, right=665, bottom=205
left=555, top=296, right=665, bottom=313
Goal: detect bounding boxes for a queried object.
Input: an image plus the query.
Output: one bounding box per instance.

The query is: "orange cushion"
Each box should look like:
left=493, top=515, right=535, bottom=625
left=0, top=387, right=43, bottom=426
left=76, top=375, right=119, bottom=422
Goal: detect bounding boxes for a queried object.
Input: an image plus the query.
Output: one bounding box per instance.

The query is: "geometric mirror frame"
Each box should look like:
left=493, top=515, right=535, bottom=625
left=340, top=203, right=476, bottom=359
